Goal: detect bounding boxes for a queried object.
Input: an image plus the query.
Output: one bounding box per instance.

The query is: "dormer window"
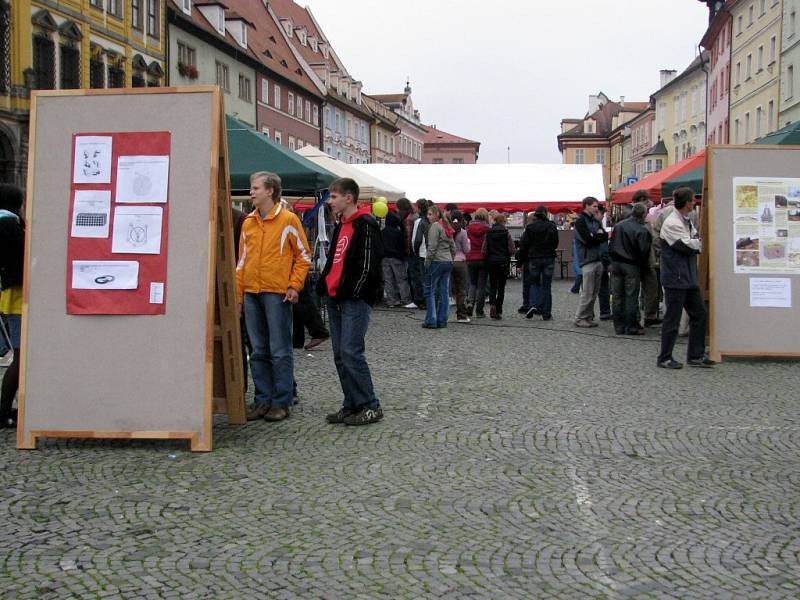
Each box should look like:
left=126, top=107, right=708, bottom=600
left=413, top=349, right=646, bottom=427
left=281, top=18, right=293, bottom=37
left=309, top=36, right=318, bottom=52
left=297, top=28, right=307, bottom=45
left=225, top=17, right=248, bottom=49
left=181, top=0, right=191, bottom=15
left=320, top=43, right=329, bottom=59
left=197, top=3, right=224, bottom=36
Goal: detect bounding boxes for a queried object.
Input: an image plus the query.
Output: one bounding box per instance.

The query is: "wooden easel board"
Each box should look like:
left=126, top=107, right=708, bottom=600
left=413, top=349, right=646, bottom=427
left=18, top=87, right=237, bottom=451
left=706, top=145, right=800, bottom=361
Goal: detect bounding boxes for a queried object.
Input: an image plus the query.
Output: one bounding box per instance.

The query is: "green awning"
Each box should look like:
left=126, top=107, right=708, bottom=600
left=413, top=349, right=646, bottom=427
left=661, top=165, right=704, bottom=198
left=753, top=120, right=800, bottom=145
left=226, top=115, right=336, bottom=195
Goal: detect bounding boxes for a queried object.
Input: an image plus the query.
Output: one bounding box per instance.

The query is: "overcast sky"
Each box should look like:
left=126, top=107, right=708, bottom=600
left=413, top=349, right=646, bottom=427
left=304, top=0, right=711, bottom=164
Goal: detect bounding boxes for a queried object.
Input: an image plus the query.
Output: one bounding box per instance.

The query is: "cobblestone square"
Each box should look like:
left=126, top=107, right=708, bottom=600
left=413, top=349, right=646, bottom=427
left=1, top=279, right=798, bottom=598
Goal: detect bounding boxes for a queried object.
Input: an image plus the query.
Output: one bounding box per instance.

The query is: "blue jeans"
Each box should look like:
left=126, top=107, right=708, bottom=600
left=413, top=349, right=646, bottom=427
left=243, top=292, right=294, bottom=409
left=528, top=258, right=555, bottom=319
left=424, top=261, right=453, bottom=327
left=326, top=298, right=380, bottom=410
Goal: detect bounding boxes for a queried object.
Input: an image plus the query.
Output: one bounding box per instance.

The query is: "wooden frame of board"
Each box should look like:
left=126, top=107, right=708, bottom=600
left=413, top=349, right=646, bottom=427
left=17, top=86, right=244, bottom=452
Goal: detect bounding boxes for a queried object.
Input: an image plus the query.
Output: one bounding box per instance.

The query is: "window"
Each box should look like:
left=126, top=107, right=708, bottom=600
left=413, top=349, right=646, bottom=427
left=746, top=54, right=752, bottom=79
left=432, top=158, right=443, bottom=164
left=756, top=106, right=762, bottom=138
left=274, top=130, right=282, bottom=145
left=770, top=36, right=777, bottom=62
left=760, top=0, right=765, bottom=15
left=305, top=100, right=311, bottom=123
left=737, top=15, right=743, bottom=34
left=452, top=158, right=463, bottom=164
left=215, top=61, right=229, bottom=92
left=261, top=127, right=269, bottom=139
left=132, top=70, right=145, bottom=88
left=59, top=44, right=81, bottom=89
left=735, top=118, right=740, bottom=143
left=181, top=0, right=191, bottom=14
left=768, top=100, right=774, bottom=133
left=147, top=0, right=159, bottom=38
left=788, top=65, right=795, bottom=99
left=736, top=62, right=741, bottom=85
left=90, top=55, right=105, bottom=89
left=312, top=105, right=319, bottom=126
left=745, top=112, right=751, bottom=143
left=655, top=159, right=663, bottom=170
left=748, top=5, right=754, bottom=25
left=646, top=159, right=653, bottom=172
left=288, top=136, right=296, bottom=150
left=288, top=92, right=294, bottom=115
left=792, top=12, right=797, bottom=37
left=107, top=64, right=124, bottom=88
left=575, top=149, right=584, bottom=164
left=758, top=45, right=764, bottom=71
left=177, top=42, right=195, bottom=67
left=132, top=0, right=142, bottom=30
left=296, top=95, right=302, bottom=120
left=107, top=0, right=122, bottom=17
left=238, top=74, right=251, bottom=102
left=274, top=84, right=281, bottom=109
left=261, top=79, right=268, bottom=103
left=681, top=92, right=687, bottom=121
left=33, top=35, right=56, bottom=90
left=674, top=96, right=680, bottom=122
left=595, top=149, right=605, bottom=164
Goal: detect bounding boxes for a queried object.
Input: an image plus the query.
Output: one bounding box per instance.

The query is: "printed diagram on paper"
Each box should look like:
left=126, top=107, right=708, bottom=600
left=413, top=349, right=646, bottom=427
left=72, top=261, right=139, bottom=289
left=733, top=177, right=800, bottom=274
left=112, top=206, right=163, bottom=254
left=115, top=155, right=169, bottom=203
left=71, top=190, right=111, bottom=238
left=72, top=136, right=112, bottom=184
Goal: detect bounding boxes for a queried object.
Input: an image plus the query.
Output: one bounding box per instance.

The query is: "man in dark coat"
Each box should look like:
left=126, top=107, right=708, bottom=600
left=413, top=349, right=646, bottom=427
left=609, top=202, right=651, bottom=335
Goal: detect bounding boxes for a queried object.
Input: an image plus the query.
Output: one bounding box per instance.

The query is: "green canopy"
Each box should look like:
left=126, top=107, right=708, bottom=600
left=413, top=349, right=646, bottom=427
left=226, top=115, right=336, bottom=195
left=753, top=120, right=800, bottom=145
left=661, top=166, right=704, bottom=198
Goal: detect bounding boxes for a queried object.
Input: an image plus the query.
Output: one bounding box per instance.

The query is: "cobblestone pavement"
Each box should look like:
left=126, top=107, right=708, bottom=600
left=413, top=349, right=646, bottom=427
left=1, top=279, right=799, bottom=599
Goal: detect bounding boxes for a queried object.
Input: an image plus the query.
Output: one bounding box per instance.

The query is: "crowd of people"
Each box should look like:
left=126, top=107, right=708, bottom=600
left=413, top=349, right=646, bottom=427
left=0, top=176, right=717, bottom=432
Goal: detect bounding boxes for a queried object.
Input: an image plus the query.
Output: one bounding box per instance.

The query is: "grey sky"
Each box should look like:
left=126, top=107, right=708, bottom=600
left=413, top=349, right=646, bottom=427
left=304, top=0, right=710, bottom=163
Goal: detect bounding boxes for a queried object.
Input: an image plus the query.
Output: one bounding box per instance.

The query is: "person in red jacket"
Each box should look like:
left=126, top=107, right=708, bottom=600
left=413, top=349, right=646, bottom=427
left=465, top=208, right=491, bottom=317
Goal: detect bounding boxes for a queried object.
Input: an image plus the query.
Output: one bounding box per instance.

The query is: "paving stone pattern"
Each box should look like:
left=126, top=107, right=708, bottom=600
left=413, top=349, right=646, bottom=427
left=1, top=280, right=799, bottom=599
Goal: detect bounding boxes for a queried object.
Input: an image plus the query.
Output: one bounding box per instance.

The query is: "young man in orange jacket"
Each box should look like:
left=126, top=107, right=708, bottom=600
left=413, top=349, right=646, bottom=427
left=237, top=172, right=311, bottom=422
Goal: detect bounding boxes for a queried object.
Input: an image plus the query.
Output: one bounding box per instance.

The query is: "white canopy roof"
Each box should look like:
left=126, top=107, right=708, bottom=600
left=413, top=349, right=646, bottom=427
left=351, top=163, right=606, bottom=211
left=295, top=146, right=405, bottom=201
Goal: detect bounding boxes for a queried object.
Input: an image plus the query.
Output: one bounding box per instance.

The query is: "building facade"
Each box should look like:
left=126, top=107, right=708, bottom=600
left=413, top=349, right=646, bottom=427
left=702, top=5, right=732, bottom=144
left=729, top=0, right=782, bottom=142
left=780, top=0, right=800, bottom=125
left=422, top=125, right=480, bottom=164
left=373, top=83, right=427, bottom=164
left=652, top=56, right=708, bottom=165
left=1, top=0, right=166, bottom=186
left=627, top=104, right=656, bottom=179
left=363, top=94, right=398, bottom=164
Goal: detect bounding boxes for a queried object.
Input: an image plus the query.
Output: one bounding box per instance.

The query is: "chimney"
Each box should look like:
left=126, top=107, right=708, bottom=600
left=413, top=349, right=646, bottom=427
left=587, top=94, right=601, bottom=115
left=619, top=95, right=625, bottom=107
left=660, top=69, right=678, bottom=88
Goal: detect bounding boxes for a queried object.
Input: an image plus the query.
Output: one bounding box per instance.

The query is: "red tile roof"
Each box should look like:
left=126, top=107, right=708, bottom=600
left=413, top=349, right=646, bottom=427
left=422, top=125, right=478, bottom=145
left=267, top=0, right=332, bottom=68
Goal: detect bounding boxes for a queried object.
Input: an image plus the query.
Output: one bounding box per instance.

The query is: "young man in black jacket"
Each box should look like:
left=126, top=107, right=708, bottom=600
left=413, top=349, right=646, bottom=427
left=517, top=205, right=559, bottom=320
left=317, top=178, right=384, bottom=425
left=609, top=202, right=651, bottom=335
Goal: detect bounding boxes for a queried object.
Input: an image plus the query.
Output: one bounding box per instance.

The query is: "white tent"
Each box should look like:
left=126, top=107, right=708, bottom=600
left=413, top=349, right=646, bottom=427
left=295, top=146, right=405, bottom=201
left=351, top=163, right=606, bottom=211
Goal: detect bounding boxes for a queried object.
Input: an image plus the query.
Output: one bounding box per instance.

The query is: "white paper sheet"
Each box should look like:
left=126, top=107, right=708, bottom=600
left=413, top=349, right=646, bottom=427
left=73, top=136, right=113, bottom=184
left=111, top=205, right=163, bottom=254
left=72, top=261, right=139, bottom=290
left=749, top=277, right=792, bottom=308
left=149, top=282, right=164, bottom=304
left=115, top=155, right=170, bottom=203
left=71, top=190, right=111, bottom=238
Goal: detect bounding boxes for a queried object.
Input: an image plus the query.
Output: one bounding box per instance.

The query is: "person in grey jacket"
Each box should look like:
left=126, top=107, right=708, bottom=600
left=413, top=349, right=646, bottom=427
left=422, top=205, right=456, bottom=329
left=573, top=196, right=609, bottom=327
left=657, top=187, right=715, bottom=369
left=609, top=203, right=651, bottom=335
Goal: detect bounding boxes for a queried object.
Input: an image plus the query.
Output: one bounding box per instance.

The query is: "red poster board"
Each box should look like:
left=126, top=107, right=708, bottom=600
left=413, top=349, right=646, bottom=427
left=67, top=131, right=170, bottom=315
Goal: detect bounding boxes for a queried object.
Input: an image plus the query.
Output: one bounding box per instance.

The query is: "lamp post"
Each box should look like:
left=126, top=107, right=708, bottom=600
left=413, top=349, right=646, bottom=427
left=507, top=146, right=511, bottom=164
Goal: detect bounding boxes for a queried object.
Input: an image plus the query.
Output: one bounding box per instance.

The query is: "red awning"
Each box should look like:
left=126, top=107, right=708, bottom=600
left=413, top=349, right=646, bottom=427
left=612, top=150, right=706, bottom=204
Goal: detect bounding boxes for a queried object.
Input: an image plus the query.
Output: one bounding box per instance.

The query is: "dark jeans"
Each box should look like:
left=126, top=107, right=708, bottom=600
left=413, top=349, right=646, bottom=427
left=243, top=292, right=294, bottom=409
left=326, top=298, right=380, bottom=410
left=407, top=256, right=426, bottom=306
left=467, top=260, right=488, bottom=315
left=521, top=260, right=531, bottom=309
left=599, top=265, right=611, bottom=316
left=424, top=261, right=453, bottom=327
left=611, top=261, right=642, bottom=333
left=641, top=266, right=661, bottom=319
left=658, top=287, right=707, bottom=364
left=487, top=262, right=509, bottom=314
left=527, top=257, right=555, bottom=319
left=451, top=261, right=469, bottom=319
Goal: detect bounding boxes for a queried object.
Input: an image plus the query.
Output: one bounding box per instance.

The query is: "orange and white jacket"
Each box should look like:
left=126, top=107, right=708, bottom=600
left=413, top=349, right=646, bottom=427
left=236, top=202, right=311, bottom=303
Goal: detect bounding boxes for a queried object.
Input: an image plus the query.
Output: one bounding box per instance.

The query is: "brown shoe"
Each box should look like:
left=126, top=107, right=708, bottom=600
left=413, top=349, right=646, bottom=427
left=246, top=404, right=269, bottom=421
left=304, top=337, right=328, bottom=350
left=264, top=406, right=290, bottom=421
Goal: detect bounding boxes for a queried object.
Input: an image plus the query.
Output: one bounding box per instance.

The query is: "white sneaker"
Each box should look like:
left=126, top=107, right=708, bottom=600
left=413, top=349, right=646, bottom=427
left=456, top=317, right=471, bottom=323
left=449, top=298, right=456, bottom=306
left=0, top=351, right=12, bottom=367
left=403, top=302, right=418, bottom=309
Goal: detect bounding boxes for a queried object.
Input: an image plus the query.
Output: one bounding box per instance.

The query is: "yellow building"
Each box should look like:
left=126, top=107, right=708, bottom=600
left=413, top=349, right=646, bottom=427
left=729, top=0, right=783, bottom=143
left=0, top=0, right=166, bottom=186
left=652, top=57, right=708, bottom=167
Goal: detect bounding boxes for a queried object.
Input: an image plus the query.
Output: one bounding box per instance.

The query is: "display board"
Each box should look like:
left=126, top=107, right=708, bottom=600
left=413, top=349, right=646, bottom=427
left=705, top=145, right=800, bottom=361
left=18, top=87, right=244, bottom=451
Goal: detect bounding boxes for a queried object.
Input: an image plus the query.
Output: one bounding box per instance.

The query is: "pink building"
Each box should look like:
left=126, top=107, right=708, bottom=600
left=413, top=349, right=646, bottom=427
left=701, top=4, right=732, bottom=145
left=422, top=125, right=480, bottom=164
left=373, top=82, right=428, bottom=164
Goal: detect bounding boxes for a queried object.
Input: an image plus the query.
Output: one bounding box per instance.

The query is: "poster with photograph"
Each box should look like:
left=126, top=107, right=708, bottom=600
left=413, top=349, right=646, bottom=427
left=733, top=177, right=800, bottom=274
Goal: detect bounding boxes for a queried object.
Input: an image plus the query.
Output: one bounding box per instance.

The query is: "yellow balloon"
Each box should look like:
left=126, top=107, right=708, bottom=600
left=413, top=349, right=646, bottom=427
left=372, top=201, right=388, bottom=218
left=375, top=196, right=387, bottom=204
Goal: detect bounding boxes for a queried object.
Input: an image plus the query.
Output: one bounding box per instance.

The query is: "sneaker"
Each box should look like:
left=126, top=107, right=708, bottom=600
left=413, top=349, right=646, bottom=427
left=687, top=356, right=716, bottom=368
left=517, top=306, right=529, bottom=314
left=326, top=407, right=356, bottom=424
left=456, top=317, right=471, bottom=323
left=525, top=307, right=540, bottom=319
left=574, top=319, right=597, bottom=328
left=657, top=359, right=683, bottom=369
left=246, top=403, right=269, bottom=421
left=304, top=337, right=328, bottom=350
left=403, top=302, right=418, bottom=309
left=421, top=323, right=437, bottom=329
left=344, top=406, right=384, bottom=426
left=264, top=406, right=291, bottom=421
left=0, top=351, right=12, bottom=367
